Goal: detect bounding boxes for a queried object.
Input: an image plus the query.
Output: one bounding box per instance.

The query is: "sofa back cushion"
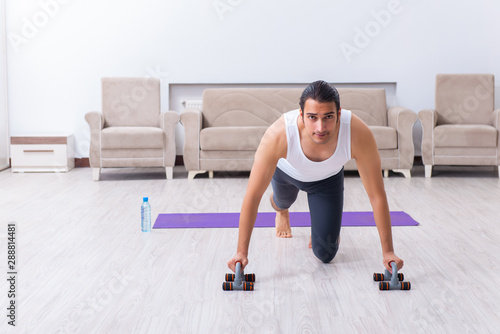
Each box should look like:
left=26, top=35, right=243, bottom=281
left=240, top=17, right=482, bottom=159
left=435, top=74, right=494, bottom=126
left=102, top=77, right=160, bottom=127
left=338, top=88, right=387, bottom=126
left=201, top=87, right=389, bottom=128
left=202, top=88, right=303, bottom=127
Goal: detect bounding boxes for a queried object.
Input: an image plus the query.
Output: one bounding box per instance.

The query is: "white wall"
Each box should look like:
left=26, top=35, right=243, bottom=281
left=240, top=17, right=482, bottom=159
left=4, top=0, right=500, bottom=158
left=0, top=0, right=8, bottom=169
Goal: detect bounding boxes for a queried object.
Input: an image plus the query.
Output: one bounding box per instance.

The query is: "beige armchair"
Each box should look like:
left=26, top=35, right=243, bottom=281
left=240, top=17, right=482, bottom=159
left=339, top=88, right=417, bottom=178
left=85, top=77, right=178, bottom=181
left=418, top=74, right=499, bottom=177
left=181, top=87, right=417, bottom=179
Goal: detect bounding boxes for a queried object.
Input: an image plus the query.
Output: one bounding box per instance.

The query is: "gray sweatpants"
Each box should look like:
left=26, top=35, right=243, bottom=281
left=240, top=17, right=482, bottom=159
left=271, top=167, right=344, bottom=263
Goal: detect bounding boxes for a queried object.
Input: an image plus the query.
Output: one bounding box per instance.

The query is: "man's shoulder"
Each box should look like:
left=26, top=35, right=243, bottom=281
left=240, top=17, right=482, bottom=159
left=350, top=113, right=367, bottom=130
left=259, top=115, right=287, bottom=158
left=265, top=115, right=287, bottom=142
left=270, top=113, right=287, bottom=131
left=350, top=114, right=376, bottom=156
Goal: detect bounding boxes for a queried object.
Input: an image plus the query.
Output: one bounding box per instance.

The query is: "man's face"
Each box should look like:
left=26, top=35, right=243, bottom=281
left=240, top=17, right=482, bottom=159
left=300, top=99, right=340, bottom=145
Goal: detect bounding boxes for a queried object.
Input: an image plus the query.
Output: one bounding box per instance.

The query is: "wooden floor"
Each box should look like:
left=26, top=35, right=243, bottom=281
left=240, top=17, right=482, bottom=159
left=1, top=165, right=500, bottom=333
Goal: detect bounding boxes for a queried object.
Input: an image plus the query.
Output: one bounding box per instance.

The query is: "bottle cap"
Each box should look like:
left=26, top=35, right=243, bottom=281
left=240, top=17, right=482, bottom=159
left=143, top=197, right=148, bottom=201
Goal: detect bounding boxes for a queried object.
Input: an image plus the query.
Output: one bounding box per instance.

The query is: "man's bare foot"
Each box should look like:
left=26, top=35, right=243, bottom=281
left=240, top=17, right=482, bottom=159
left=271, top=193, right=292, bottom=238
left=275, top=210, right=292, bottom=238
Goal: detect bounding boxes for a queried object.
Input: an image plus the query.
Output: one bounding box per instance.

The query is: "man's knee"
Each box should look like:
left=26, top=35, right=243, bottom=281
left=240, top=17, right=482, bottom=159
left=313, top=246, right=339, bottom=263
left=271, top=193, right=286, bottom=211
left=312, top=235, right=339, bottom=263
left=272, top=193, right=294, bottom=211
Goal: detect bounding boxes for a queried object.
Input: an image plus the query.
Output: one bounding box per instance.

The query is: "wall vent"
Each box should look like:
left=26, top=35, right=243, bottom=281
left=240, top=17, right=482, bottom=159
left=182, top=100, right=203, bottom=109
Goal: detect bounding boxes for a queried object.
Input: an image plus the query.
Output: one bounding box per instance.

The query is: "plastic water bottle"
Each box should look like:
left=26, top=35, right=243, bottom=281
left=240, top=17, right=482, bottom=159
left=141, top=197, right=151, bottom=232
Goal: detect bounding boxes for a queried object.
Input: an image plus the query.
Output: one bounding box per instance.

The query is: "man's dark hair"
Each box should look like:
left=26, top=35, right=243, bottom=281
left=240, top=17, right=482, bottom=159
left=299, top=80, right=340, bottom=112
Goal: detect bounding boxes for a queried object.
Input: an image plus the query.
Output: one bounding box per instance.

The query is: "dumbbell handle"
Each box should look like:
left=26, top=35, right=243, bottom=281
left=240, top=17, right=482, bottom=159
left=234, top=262, right=243, bottom=283
left=389, top=262, right=399, bottom=286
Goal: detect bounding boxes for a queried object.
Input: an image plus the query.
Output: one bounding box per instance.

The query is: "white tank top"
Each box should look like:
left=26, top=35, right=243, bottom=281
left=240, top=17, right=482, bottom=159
left=276, top=109, right=352, bottom=182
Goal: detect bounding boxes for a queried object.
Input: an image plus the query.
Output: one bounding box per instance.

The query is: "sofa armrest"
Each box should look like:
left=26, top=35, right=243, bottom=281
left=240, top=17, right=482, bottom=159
left=388, top=106, right=417, bottom=169
left=418, top=109, right=437, bottom=166
left=84, top=111, right=104, bottom=167
left=180, top=108, right=203, bottom=171
left=160, top=110, right=179, bottom=167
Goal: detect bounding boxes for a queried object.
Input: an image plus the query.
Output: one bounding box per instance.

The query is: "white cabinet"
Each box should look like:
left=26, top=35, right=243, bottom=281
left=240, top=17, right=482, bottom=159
left=10, top=135, right=75, bottom=172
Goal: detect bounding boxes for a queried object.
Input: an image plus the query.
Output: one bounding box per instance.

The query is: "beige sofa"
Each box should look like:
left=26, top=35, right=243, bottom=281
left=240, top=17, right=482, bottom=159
left=418, top=74, right=500, bottom=177
left=181, top=87, right=417, bottom=179
left=85, top=77, right=179, bottom=181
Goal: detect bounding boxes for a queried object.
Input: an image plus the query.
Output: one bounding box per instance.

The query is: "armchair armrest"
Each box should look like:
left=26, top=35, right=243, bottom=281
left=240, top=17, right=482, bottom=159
left=84, top=111, right=104, bottom=167
left=494, top=109, right=500, bottom=131
left=418, top=109, right=437, bottom=166
left=388, top=106, right=417, bottom=169
left=160, top=110, right=180, bottom=167
left=85, top=111, right=104, bottom=130
left=180, top=108, right=203, bottom=171
left=494, top=109, right=500, bottom=165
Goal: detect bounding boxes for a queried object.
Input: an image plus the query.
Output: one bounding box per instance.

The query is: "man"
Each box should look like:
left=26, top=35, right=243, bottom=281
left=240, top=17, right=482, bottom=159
left=228, top=80, right=404, bottom=274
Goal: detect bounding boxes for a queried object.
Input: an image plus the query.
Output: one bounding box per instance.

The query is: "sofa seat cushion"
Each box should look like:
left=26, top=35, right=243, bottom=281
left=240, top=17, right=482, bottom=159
left=369, top=126, right=397, bottom=150
left=101, top=127, right=164, bottom=149
left=200, top=126, right=268, bottom=151
left=434, top=124, right=497, bottom=148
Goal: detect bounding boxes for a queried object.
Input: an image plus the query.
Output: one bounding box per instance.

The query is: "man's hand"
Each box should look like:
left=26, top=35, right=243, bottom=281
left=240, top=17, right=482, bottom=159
left=228, top=253, right=249, bottom=273
left=383, top=252, right=404, bottom=273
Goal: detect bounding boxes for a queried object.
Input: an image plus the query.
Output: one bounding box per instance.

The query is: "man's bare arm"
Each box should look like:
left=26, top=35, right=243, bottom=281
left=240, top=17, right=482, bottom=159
left=351, top=115, right=404, bottom=271
left=228, top=118, right=286, bottom=272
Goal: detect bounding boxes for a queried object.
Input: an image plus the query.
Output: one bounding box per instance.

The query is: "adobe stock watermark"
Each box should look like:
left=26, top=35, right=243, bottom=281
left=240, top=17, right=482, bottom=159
left=56, top=270, right=135, bottom=333
left=442, top=77, right=494, bottom=123
left=408, top=276, right=485, bottom=332
left=213, top=0, right=244, bottom=20
left=339, top=0, right=413, bottom=63
left=244, top=300, right=277, bottom=330
left=81, top=270, right=134, bottom=316
left=8, top=0, right=73, bottom=52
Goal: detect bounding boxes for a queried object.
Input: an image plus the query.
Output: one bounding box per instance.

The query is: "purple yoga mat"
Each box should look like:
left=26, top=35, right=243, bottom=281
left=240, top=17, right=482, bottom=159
left=153, top=211, right=418, bottom=229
